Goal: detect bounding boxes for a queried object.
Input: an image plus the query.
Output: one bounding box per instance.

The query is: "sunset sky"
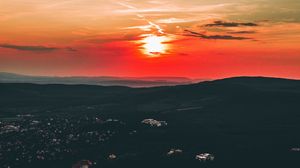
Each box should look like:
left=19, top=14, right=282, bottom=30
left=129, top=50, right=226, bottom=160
left=0, top=0, right=300, bottom=79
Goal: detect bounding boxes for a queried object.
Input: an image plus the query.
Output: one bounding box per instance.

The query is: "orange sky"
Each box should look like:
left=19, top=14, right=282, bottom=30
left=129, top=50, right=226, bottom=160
left=0, top=0, right=300, bottom=79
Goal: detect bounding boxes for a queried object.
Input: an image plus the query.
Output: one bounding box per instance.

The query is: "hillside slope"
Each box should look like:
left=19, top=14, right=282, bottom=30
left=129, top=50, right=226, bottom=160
left=0, top=77, right=300, bottom=168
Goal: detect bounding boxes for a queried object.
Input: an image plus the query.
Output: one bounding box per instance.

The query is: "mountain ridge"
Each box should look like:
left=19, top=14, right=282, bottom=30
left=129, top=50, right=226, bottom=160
left=0, top=72, right=201, bottom=87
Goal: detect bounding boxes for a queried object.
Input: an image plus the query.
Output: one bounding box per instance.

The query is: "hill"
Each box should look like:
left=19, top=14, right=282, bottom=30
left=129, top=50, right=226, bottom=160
left=0, top=72, right=198, bottom=87
left=0, top=77, right=300, bottom=168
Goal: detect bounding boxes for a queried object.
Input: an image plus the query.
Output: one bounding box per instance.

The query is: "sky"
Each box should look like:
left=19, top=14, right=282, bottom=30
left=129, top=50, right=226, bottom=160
left=0, top=0, right=300, bottom=79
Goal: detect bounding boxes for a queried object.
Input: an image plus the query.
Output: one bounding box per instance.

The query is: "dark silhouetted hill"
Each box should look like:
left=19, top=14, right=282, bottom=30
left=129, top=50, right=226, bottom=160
left=0, top=77, right=300, bottom=168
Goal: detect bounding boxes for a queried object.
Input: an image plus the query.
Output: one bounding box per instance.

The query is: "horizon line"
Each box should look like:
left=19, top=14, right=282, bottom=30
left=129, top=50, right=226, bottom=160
left=1, top=71, right=300, bottom=81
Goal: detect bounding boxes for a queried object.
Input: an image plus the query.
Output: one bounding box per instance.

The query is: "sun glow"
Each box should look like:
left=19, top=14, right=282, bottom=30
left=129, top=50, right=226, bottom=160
left=140, top=35, right=170, bottom=57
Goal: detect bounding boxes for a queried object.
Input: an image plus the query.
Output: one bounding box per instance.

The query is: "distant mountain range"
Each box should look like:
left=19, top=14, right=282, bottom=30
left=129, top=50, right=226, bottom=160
left=0, top=72, right=206, bottom=87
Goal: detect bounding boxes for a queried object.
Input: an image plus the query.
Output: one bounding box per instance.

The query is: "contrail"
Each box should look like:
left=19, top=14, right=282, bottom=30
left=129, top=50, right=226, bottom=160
left=116, top=1, right=165, bottom=34
left=147, top=21, right=164, bottom=34
left=116, top=2, right=136, bottom=9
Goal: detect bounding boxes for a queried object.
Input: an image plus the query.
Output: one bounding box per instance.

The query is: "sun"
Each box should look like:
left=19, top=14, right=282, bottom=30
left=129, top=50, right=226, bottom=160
left=140, top=35, right=170, bottom=57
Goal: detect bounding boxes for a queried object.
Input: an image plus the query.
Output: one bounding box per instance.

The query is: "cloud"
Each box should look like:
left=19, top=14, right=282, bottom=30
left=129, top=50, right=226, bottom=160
left=114, top=2, right=233, bottom=14
left=156, top=18, right=196, bottom=24
left=66, top=47, right=77, bottom=52
left=0, top=44, right=58, bottom=51
left=204, top=21, right=258, bottom=27
left=81, top=34, right=141, bottom=44
left=184, top=30, right=251, bottom=40
left=124, top=25, right=153, bottom=31
left=229, top=31, right=256, bottom=34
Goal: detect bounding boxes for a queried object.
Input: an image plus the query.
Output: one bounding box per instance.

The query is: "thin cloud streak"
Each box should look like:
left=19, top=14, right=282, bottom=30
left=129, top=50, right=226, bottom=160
left=184, top=30, right=252, bottom=40
left=229, top=31, right=256, bottom=34
left=204, top=21, right=258, bottom=27
left=156, top=18, right=197, bottom=24
left=0, top=44, right=58, bottom=51
left=113, top=3, right=233, bottom=14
